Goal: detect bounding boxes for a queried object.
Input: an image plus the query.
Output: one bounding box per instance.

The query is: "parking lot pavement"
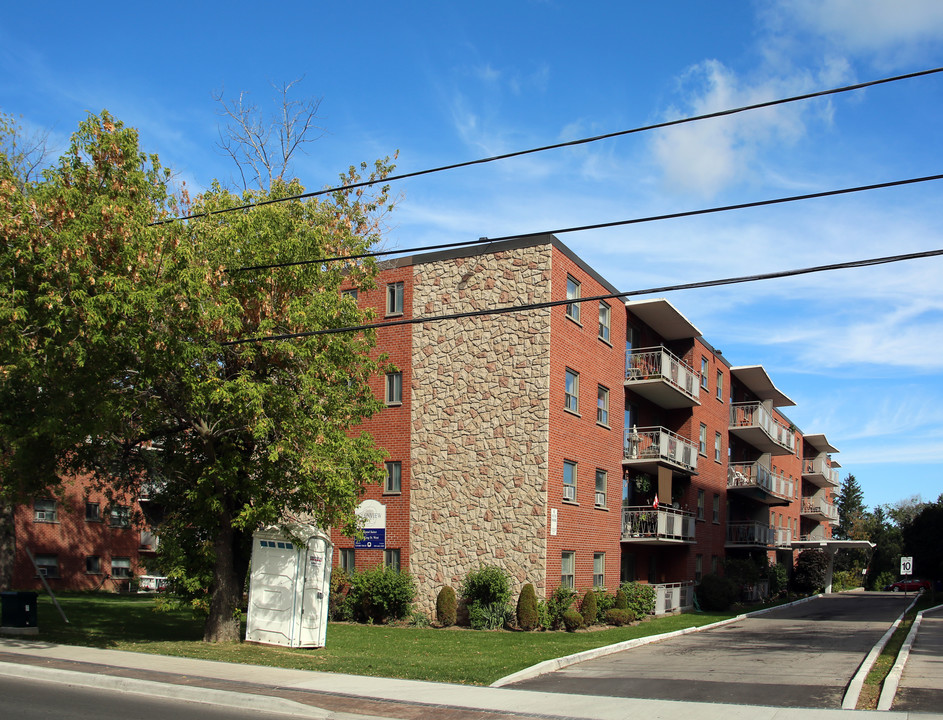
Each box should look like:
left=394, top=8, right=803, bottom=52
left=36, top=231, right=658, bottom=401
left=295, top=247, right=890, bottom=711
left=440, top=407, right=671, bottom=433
left=891, top=605, right=943, bottom=712
left=506, top=592, right=912, bottom=709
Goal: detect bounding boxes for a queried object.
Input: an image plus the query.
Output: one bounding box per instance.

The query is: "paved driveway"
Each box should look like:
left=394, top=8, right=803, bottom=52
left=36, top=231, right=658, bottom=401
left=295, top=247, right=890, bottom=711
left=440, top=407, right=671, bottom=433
left=508, top=592, right=911, bottom=708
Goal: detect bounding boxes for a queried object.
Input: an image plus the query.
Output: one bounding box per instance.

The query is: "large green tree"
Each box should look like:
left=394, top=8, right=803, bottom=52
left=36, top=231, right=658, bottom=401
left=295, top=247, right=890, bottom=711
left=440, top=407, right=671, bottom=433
left=834, top=473, right=865, bottom=540
left=901, top=494, right=943, bottom=582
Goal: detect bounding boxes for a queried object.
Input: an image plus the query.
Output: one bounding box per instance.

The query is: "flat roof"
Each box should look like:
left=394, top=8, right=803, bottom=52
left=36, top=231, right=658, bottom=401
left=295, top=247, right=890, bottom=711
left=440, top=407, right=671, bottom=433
left=625, top=298, right=702, bottom=340
left=804, top=433, right=840, bottom=454
left=730, top=365, right=795, bottom=407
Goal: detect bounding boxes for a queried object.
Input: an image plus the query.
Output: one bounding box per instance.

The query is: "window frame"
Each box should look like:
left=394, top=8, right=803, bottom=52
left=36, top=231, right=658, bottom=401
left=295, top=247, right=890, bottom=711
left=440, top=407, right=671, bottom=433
left=697, top=489, right=705, bottom=520
left=701, top=356, right=709, bottom=390
left=386, top=281, right=404, bottom=316
left=598, top=301, right=611, bottom=343
left=34, top=554, right=59, bottom=578
left=33, top=499, right=57, bottom=523
left=384, top=548, right=401, bottom=571
left=340, top=548, right=355, bottom=572
left=714, top=431, right=722, bottom=462
left=341, top=288, right=359, bottom=301
left=563, top=460, right=577, bottom=502
left=85, top=502, right=101, bottom=522
left=695, top=554, right=703, bottom=582
left=564, top=368, right=580, bottom=414
left=85, top=556, right=102, bottom=574
left=565, top=275, right=581, bottom=323
left=385, top=371, right=403, bottom=405
left=699, top=423, right=707, bottom=456
left=111, top=557, right=132, bottom=579
left=109, top=505, right=131, bottom=528
left=593, top=552, right=606, bottom=588
left=712, top=493, right=721, bottom=523
left=384, top=461, right=402, bottom=494
left=716, top=370, right=724, bottom=401
left=596, top=384, right=609, bottom=427
left=594, top=469, right=607, bottom=508
left=561, top=551, right=575, bottom=589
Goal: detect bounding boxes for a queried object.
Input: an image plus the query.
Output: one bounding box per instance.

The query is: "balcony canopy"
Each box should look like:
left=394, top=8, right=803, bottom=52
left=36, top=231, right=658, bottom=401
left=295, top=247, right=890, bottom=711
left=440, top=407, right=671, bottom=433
left=730, top=365, right=795, bottom=407
left=804, top=433, right=840, bottom=454
left=625, top=299, right=701, bottom=340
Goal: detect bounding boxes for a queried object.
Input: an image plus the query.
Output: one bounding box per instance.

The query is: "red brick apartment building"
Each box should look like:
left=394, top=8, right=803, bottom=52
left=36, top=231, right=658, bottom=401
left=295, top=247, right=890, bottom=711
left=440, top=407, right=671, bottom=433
left=333, top=234, right=840, bottom=613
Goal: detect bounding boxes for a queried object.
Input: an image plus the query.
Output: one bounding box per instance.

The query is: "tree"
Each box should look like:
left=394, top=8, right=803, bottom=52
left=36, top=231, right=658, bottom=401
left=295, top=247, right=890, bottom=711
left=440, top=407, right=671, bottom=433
left=861, top=506, right=903, bottom=590
left=901, top=494, right=943, bottom=581
left=834, top=474, right=865, bottom=540
left=885, top=495, right=927, bottom=529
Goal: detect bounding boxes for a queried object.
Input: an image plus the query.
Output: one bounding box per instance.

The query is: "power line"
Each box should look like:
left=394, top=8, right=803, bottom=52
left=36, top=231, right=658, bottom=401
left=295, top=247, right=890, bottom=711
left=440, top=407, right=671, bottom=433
left=221, top=247, right=943, bottom=346
left=229, top=173, right=943, bottom=273
left=157, top=65, right=943, bottom=227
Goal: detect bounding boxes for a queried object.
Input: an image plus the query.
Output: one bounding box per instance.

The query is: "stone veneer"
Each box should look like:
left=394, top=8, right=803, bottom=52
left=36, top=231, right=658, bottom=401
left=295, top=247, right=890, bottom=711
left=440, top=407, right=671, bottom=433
left=409, top=245, right=552, bottom=613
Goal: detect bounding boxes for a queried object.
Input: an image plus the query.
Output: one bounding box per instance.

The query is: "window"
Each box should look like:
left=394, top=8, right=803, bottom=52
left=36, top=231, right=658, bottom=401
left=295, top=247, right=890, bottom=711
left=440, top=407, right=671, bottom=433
left=85, top=502, right=100, bottom=522
left=341, top=288, right=359, bottom=301
left=384, top=461, right=402, bottom=494
left=701, top=357, right=709, bottom=389
left=109, top=505, right=130, bottom=528
left=566, top=276, right=581, bottom=322
left=697, top=489, right=705, bottom=520
left=385, top=371, right=403, bottom=405
left=111, top=557, right=132, bottom=578
left=384, top=549, right=401, bottom=571
left=86, top=556, right=102, bottom=574
left=593, top=553, right=606, bottom=588
left=699, top=423, right=707, bottom=455
left=598, top=302, right=611, bottom=342
left=33, top=499, right=57, bottom=523
left=695, top=554, right=703, bottom=582
left=597, top=385, right=609, bottom=426
left=714, top=432, right=722, bottom=462
left=711, top=555, right=719, bottom=574
left=563, top=461, right=577, bottom=502
left=561, top=551, right=575, bottom=589
left=340, top=548, right=355, bottom=571
left=595, top=469, right=607, bottom=507
left=34, top=554, right=59, bottom=578
left=386, top=281, right=404, bottom=315
left=712, top=493, right=720, bottom=523
left=564, top=368, right=579, bottom=413
left=716, top=370, right=723, bottom=401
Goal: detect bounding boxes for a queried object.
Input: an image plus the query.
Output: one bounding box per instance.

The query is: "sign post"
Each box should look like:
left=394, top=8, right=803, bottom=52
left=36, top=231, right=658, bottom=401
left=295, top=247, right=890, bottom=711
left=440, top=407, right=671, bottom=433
left=900, top=556, right=913, bottom=597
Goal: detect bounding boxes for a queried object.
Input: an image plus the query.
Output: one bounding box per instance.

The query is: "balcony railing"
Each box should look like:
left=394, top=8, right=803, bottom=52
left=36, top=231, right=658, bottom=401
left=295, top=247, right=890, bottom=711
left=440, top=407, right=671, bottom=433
left=623, top=426, right=698, bottom=473
left=801, top=499, right=839, bottom=522
left=726, top=521, right=772, bottom=547
left=773, top=528, right=793, bottom=547
left=621, top=506, right=695, bottom=543
left=802, top=456, right=839, bottom=488
left=728, top=462, right=793, bottom=504
left=729, top=402, right=796, bottom=455
left=624, top=347, right=700, bottom=408
left=651, top=581, right=696, bottom=614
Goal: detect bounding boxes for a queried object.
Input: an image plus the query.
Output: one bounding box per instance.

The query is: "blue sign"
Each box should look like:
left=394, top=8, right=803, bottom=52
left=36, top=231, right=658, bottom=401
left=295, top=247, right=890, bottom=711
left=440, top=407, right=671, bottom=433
left=354, top=528, right=386, bottom=549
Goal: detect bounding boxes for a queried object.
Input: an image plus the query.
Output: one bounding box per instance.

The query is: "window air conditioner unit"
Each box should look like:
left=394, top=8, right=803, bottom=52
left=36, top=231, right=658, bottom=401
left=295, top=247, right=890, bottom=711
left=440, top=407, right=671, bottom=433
left=36, top=511, right=48, bottom=521
left=595, top=492, right=606, bottom=506
left=563, top=485, right=576, bottom=502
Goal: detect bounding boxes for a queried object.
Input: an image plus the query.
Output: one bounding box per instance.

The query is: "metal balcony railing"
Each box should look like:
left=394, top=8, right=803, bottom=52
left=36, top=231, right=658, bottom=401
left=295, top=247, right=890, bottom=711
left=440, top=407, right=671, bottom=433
left=729, top=402, right=796, bottom=454
left=623, top=426, right=698, bottom=472
left=728, top=462, right=793, bottom=501
left=624, top=346, right=700, bottom=405
left=651, top=581, right=696, bottom=614
left=621, top=506, right=696, bottom=542
left=726, top=521, right=772, bottom=546
left=801, top=499, right=839, bottom=522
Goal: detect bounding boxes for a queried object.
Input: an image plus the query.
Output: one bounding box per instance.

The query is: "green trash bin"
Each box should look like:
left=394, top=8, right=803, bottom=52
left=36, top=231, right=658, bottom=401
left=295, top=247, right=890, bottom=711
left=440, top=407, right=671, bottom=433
left=1, top=591, right=38, bottom=628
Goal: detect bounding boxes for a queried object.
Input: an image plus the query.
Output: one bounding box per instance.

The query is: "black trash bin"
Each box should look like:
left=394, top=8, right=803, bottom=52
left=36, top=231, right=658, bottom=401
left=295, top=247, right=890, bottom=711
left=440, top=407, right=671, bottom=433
left=1, top=591, right=38, bottom=628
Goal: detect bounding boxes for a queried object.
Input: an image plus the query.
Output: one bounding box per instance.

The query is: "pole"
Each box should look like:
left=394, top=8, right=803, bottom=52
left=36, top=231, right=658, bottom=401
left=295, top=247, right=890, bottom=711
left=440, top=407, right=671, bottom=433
left=24, top=547, right=69, bottom=624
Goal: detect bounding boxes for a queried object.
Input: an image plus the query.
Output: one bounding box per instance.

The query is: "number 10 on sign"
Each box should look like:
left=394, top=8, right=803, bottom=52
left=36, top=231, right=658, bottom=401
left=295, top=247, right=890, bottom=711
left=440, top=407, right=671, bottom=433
left=901, top=557, right=913, bottom=575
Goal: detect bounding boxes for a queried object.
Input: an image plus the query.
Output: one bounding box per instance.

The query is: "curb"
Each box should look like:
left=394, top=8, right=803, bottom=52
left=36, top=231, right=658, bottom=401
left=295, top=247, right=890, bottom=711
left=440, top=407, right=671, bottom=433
left=877, top=602, right=943, bottom=711
left=491, top=593, right=824, bottom=687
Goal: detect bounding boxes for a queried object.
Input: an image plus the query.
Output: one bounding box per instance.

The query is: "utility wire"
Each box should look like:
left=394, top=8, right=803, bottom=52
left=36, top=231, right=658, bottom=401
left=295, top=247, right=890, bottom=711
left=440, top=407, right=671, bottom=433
left=221, top=247, right=943, bottom=346
left=157, top=66, right=943, bottom=227
left=230, top=173, right=943, bottom=273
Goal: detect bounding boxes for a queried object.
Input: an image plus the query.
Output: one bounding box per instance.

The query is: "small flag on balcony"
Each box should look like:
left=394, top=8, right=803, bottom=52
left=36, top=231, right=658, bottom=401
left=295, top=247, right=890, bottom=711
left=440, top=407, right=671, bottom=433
left=653, top=494, right=659, bottom=509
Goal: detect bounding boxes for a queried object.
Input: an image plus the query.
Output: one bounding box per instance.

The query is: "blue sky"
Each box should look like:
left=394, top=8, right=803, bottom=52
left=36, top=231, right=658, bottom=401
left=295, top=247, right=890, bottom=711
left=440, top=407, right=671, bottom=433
left=2, top=1, right=942, bottom=510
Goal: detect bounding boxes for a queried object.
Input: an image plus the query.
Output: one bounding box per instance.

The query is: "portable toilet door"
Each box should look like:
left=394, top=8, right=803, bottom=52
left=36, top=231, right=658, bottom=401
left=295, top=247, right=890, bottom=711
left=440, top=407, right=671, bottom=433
left=297, top=533, right=332, bottom=648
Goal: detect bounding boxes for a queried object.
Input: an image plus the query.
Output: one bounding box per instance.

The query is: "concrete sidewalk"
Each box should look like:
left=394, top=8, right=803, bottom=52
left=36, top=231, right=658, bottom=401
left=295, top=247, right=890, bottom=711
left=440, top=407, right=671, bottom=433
left=886, top=604, right=943, bottom=713
left=0, top=638, right=939, bottom=720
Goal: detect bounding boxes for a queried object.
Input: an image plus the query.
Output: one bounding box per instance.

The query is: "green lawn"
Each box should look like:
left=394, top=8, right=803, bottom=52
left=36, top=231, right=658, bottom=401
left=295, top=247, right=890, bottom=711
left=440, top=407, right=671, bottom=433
left=27, top=593, right=744, bottom=685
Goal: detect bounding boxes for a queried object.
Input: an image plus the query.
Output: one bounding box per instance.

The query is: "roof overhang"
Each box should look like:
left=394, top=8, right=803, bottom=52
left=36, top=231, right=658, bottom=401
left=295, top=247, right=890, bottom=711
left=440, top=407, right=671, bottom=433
left=791, top=539, right=875, bottom=551
left=804, top=433, right=839, bottom=454
left=730, top=365, right=795, bottom=407
left=625, top=299, right=701, bottom=340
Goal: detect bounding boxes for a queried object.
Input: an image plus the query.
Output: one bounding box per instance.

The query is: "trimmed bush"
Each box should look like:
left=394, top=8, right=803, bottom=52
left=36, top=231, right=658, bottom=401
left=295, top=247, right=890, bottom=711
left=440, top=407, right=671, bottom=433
left=697, top=573, right=738, bottom=611
left=562, top=608, right=583, bottom=632
left=580, top=589, right=598, bottom=626
left=619, top=581, right=656, bottom=616
left=461, top=565, right=512, bottom=608
left=346, top=565, right=416, bottom=623
left=614, top=588, right=629, bottom=610
left=547, top=585, right=577, bottom=629
left=793, top=549, right=829, bottom=593
left=435, top=585, right=457, bottom=627
left=516, top=583, right=539, bottom=631
left=605, top=608, right=636, bottom=626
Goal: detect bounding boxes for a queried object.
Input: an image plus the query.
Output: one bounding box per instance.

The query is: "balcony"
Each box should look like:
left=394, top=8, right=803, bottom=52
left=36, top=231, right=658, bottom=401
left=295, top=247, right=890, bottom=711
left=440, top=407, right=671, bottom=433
left=621, top=506, right=695, bottom=544
left=651, top=581, right=696, bottom=614
left=801, top=499, right=839, bottom=523
left=773, top=528, right=793, bottom=547
left=139, top=530, right=159, bottom=554
left=803, top=456, right=839, bottom=488
left=726, top=521, right=772, bottom=548
left=728, top=462, right=793, bottom=506
left=623, top=426, right=698, bottom=474
left=624, top=347, right=701, bottom=408
left=729, top=402, right=796, bottom=455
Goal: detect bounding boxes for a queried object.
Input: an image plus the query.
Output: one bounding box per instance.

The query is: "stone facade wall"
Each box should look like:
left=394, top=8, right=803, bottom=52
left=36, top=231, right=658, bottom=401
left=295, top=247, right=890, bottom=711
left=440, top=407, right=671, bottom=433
left=408, top=245, right=552, bottom=613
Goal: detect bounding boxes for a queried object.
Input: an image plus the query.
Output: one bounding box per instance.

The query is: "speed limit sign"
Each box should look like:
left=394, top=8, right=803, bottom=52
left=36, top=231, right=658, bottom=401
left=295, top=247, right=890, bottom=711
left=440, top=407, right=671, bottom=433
left=901, top=557, right=913, bottom=575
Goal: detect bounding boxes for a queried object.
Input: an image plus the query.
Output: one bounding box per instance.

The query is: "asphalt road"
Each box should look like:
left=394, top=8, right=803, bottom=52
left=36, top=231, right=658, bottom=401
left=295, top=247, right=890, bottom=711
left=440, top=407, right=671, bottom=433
left=507, top=592, right=912, bottom=708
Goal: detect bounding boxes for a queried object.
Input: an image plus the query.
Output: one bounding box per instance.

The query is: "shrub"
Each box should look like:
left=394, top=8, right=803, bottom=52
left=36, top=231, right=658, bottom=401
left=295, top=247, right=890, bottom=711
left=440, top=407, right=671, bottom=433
left=614, top=588, right=628, bottom=610
left=329, top=567, right=353, bottom=621
left=516, top=583, right=539, bottom=631
left=535, top=599, right=551, bottom=630
left=767, top=562, right=789, bottom=596
left=346, top=565, right=416, bottom=623
left=832, top=570, right=861, bottom=592
left=619, top=581, right=656, bottom=616
left=562, top=609, right=583, bottom=632
left=469, top=601, right=511, bottom=630
left=594, top=588, right=614, bottom=614
left=580, top=589, right=598, bottom=626
left=461, top=565, right=512, bottom=608
left=435, top=586, right=457, bottom=627
left=604, top=608, right=636, bottom=626
left=697, top=573, right=738, bottom=611
left=871, top=570, right=895, bottom=592
left=793, top=549, right=829, bottom=593
left=408, top=610, right=430, bottom=627
left=725, top=557, right=762, bottom=587
left=547, top=585, right=577, bottom=629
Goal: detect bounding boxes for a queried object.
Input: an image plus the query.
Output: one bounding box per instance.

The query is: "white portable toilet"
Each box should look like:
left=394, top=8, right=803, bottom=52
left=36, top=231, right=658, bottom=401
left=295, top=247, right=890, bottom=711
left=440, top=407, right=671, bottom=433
left=245, top=525, right=333, bottom=648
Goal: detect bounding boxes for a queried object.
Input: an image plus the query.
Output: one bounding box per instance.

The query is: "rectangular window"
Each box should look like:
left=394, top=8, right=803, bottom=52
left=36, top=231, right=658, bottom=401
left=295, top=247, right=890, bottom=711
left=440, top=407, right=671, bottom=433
left=384, top=461, right=402, bottom=494
left=33, top=499, right=57, bottom=523
left=341, top=288, right=358, bottom=301
left=385, top=371, right=402, bottom=405
left=563, top=461, right=577, bottom=502
left=697, top=489, right=705, bottom=520
left=35, top=554, right=59, bottom=578
left=595, top=469, right=607, bottom=507
left=561, top=551, right=575, bottom=589
left=716, top=370, right=724, bottom=401
left=384, top=549, right=401, bottom=571
left=86, top=556, right=102, bottom=574
left=701, top=357, right=709, bottom=389
left=713, top=493, right=720, bottom=523
left=695, top=554, right=703, bottom=582
left=714, top=432, right=722, bottom=462
left=386, top=281, right=404, bottom=315
left=711, top=555, right=719, bottom=574
left=593, top=552, right=606, bottom=588
left=596, top=385, right=609, bottom=426
left=598, top=302, right=611, bottom=342
left=85, top=502, right=100, bottom=522
left=699, top=423, right=707, bottom=455
left=564, top=368, right=579, bottom=413
left=340, top=548, right=355, bottom=571
left=111, top=557, right=132, bottom=578
left=566, top=276, right=581, bottom=322
left=109, top=505, right=131, bottom=528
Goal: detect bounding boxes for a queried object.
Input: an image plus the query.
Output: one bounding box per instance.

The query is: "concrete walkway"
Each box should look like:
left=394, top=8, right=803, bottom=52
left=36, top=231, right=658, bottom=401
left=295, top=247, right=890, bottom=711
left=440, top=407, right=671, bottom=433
left=889, top=604, right=943, bottom=713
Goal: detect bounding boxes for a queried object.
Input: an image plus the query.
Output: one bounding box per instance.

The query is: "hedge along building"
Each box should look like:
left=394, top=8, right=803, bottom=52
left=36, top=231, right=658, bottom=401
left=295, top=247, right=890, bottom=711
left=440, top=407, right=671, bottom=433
left=333, top=234, right=840, bottom=613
